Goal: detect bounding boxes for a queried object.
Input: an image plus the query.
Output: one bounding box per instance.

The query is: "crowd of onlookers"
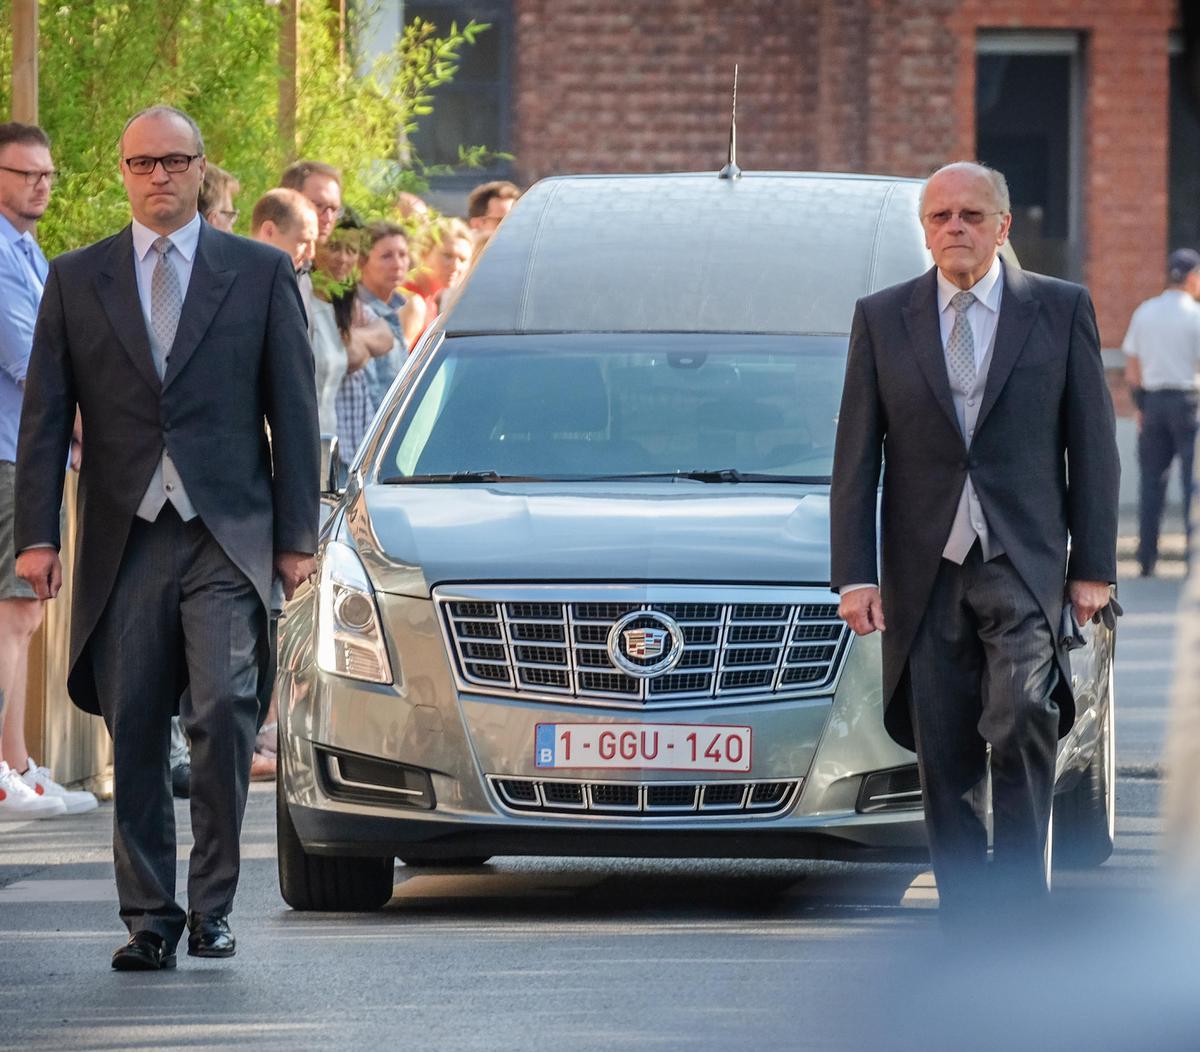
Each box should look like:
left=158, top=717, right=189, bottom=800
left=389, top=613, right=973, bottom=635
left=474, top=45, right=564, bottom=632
left=0, top=113, right=520, bottom=817
left=188, top=162, right=520, bottom=788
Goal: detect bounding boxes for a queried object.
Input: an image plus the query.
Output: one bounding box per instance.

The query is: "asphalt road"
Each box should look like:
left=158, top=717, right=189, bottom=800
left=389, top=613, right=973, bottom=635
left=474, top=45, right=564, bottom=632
left=0, top=575, right=1186, bottom=1051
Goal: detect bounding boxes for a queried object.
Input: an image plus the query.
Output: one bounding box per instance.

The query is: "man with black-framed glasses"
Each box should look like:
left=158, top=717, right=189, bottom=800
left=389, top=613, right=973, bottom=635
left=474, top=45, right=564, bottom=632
left=14, top=105, right=319, bottom=971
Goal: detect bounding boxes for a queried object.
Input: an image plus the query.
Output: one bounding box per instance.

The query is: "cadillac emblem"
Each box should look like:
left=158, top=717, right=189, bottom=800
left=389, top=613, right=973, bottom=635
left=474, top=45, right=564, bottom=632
left=607, top=610, right=684, bottom=678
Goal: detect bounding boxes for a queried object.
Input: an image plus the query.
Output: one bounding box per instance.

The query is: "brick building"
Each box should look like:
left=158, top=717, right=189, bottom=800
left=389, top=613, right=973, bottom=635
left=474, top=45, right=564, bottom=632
left=392, top=0, right=1198, bottom=351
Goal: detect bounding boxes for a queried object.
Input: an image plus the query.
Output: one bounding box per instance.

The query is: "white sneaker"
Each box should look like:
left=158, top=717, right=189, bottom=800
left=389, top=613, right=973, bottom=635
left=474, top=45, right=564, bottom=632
left=19, top=757, right=99, bottom=814
left=0, top=761, right=67, bottom=820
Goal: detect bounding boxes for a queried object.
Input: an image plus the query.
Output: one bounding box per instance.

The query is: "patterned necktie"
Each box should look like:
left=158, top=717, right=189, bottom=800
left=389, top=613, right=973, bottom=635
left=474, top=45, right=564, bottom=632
left=150, top=236, right=183, bottom=378
left=946, top=290, right=977, bottom=392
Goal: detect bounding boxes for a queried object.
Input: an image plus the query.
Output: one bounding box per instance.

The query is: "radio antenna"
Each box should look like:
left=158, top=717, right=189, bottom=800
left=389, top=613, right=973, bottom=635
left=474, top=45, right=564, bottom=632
left=718, top=64, right=742, bottom=180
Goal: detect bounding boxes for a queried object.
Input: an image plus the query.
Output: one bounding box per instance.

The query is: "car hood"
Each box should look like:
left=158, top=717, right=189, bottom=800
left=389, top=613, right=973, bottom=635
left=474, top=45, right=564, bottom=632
left=349, top=482, right=834, bottom=597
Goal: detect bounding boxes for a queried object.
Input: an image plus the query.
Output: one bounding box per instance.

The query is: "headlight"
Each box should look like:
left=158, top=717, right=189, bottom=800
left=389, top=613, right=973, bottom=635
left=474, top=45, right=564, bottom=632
left=316, top=540, right=394, bottom=684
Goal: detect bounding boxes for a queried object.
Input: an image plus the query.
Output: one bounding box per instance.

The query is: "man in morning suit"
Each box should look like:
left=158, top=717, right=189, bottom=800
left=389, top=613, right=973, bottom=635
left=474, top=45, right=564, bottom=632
left=14, top=106, right=319, bottom=969
left=829, top=162, right=1119, bottom=921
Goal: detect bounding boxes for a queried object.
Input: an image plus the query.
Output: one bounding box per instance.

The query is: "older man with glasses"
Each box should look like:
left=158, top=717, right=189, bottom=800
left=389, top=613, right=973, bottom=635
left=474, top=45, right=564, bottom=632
left=831, top=161, right=1120, bottom=928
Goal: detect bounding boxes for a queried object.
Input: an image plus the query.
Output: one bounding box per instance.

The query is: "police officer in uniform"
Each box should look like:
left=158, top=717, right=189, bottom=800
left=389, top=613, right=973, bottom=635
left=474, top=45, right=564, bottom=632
left=1123, top=248, right=1200, bottom=576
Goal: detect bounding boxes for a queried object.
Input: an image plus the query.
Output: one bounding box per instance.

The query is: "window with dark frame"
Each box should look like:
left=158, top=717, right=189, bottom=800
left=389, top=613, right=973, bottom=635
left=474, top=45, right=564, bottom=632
left=975, top=33, right=1084, bottom=282
left=1169, top=44, right=1200, bottom=254
left=403, top=0, right=514, bottom=190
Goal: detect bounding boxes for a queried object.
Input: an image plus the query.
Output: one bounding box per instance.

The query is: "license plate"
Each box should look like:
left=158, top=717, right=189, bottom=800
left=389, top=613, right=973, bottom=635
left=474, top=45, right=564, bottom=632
left=535, top=723, right=752, bottom=772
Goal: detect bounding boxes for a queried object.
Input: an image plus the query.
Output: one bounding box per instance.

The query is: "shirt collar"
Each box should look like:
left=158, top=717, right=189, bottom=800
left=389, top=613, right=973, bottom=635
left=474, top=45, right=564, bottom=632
left=131, top=213, right=202, bottom=263
left=937, top=254, right=1003, bottom=314
left=0, top=211, right=25, bottom=246
left=358, top=282, right=404, bottom=310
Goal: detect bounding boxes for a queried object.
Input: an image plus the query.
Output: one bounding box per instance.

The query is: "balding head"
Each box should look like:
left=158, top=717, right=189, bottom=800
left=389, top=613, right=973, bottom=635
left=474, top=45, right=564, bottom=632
left=919, top=161, right=1010, bottom=218
left=119, top=105, right=204, bottom=156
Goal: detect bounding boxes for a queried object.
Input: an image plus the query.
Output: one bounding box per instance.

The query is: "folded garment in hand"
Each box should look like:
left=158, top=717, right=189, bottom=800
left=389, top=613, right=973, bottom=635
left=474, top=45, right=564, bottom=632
left=1058, top=596, right=1123, bottom=650
left=1059, top=605, right=1087, bottom=651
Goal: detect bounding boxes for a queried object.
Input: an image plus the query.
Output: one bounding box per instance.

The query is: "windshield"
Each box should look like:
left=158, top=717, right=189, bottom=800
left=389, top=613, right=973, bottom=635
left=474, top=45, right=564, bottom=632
left=376, top=334, right=848, bottom=482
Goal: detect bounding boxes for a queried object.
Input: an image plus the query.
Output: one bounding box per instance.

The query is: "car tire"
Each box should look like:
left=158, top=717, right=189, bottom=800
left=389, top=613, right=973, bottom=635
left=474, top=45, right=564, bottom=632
left=1053, top=667, right=1116, bottom=869
left=399, top=856, right=492, bottom=868
left=276, top=750, right=396, bottom=911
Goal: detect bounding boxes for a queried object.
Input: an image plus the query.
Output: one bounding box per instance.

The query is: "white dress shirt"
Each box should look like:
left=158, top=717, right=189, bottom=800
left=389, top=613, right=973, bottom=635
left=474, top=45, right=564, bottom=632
left=840, top=256, right=1004, bottom=594
left=1121, top=288, right=1200, bottom=391
left=131, top=213, right=201, bottom=522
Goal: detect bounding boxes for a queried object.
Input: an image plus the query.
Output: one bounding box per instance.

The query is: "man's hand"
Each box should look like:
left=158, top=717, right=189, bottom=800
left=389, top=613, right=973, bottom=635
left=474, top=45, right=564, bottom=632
left=275, top=550, right=317, bottom=601
left=15, top=549, right=63, bottom=601
left=1068, top=580, right=1111, bottom=627
left=838, top=586, right=886, bottom=636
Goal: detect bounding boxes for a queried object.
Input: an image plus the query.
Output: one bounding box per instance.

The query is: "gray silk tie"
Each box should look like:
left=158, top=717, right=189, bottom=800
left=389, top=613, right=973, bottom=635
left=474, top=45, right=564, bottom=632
left=946, top=290, right=977, bottom=392
left=150, top=236, right=182, bottom=378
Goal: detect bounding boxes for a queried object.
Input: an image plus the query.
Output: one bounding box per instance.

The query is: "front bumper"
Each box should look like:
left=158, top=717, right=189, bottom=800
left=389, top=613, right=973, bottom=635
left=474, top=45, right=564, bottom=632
left=276, top=589, right=925, bottom=860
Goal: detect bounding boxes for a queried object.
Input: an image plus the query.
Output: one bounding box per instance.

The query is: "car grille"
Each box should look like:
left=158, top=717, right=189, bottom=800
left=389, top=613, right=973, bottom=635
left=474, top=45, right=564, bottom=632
left=438, top=591, right=849, bottom=708
left=488, top=776, right=801, bottom=818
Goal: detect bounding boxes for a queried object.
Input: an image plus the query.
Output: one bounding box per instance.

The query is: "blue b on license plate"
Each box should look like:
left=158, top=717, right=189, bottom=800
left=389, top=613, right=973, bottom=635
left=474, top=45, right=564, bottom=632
left=535, top=723, right=752, bottom=772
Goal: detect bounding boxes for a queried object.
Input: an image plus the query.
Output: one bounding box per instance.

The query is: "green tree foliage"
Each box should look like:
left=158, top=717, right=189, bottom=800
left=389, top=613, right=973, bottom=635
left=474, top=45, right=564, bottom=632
left=0, top=1, right=492, bottom=256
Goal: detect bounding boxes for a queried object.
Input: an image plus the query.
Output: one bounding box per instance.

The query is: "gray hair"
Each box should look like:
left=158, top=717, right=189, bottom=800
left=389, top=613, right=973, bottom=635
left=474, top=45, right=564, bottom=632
left=918, top=161, right=1011, bottom=216
left=119, top=105, right=205, bottom=155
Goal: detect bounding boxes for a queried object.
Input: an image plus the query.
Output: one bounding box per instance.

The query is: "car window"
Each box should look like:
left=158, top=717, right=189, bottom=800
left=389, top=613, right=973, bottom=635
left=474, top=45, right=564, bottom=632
left=379, top=336, right=848, bottom=481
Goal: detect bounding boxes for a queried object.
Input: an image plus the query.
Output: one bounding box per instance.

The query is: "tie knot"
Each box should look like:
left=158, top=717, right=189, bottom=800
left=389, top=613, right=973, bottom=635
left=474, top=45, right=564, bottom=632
left=951, top=290, right=976, bottom=314
left=153, top=236, right=173, bottom=257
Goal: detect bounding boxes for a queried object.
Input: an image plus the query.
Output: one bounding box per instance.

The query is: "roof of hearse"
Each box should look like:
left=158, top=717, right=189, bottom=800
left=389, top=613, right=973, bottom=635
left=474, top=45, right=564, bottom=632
left=440, top=171, right=937, bottom=337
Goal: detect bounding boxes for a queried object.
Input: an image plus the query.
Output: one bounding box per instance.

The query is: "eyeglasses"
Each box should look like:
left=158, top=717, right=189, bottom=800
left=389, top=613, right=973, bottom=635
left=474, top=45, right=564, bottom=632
left=0, top=165, right=58, bottom=186
left=123, top=154, right=203, bottom=175
left=214, top=209, right=239, bottom=222
left=923, top=209, right=1005, bottom=227
left=313, top=204, right=344, bottom=219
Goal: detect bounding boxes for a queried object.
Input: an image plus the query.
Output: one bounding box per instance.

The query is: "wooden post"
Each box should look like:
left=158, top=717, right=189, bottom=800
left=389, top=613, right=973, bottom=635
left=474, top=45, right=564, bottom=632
left=331, top=0, right=347, bottom=67
left=11, top=0, right=39, bottom=123
left=279, top=0, right=300, bottom=161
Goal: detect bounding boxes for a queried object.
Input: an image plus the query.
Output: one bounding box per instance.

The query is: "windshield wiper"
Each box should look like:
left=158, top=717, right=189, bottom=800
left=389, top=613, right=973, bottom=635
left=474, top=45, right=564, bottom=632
left=563, top=469, right=830, bottom=484
left=379, top=470, right=549, bottom=484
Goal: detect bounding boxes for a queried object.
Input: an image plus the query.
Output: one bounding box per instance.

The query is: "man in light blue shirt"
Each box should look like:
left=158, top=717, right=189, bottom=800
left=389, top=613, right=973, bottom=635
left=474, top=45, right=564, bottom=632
left=0, top=122, right=94, bottom=820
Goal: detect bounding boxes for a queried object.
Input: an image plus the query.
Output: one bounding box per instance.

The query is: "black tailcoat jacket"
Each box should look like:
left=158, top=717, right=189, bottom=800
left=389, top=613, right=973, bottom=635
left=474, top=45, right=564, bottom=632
left=14, top=221, right=320, bottom=715
left=830, top=263, right=1120, bottom=751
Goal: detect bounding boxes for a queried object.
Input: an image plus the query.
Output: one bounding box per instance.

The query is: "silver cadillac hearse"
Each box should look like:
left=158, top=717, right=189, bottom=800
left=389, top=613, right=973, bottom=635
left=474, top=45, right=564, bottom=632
left=274, top=171, right=1116, bottom=910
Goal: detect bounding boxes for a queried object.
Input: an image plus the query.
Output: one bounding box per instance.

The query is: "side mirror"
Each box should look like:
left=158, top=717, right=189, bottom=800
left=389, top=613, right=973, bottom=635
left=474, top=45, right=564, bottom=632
left=320, top=434, right=343, bottom=498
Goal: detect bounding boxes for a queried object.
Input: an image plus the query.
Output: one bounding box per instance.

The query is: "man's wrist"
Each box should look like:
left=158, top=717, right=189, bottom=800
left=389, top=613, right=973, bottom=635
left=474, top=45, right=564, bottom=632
left=838, top=583, right=876, bottom=595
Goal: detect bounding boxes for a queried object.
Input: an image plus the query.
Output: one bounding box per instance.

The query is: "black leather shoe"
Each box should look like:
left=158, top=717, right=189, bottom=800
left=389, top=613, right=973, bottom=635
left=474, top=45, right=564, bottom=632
left=171, top=763, right=191, bottom=799
left=112, top=931, right=177, bottom=971
left=187, top=912, right=236, bottom=958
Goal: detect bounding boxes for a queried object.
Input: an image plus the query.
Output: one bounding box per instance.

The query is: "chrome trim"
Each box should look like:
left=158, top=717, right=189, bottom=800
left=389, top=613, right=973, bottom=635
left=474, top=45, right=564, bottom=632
left=486, top=775, right=802, bottom=821
left=437, top=584, right=851, bottom=710
left=866, top=789, right=923, bottom=803
left=327, top=756, right=425, bottom=797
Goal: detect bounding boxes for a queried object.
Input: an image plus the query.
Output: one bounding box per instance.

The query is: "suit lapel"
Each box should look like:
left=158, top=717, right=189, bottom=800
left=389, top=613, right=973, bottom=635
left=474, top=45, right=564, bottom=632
left=975, top=262, right=1040, bottom=432
left=95, top=226, right=161, bottom=396
left=163, top=222, right=236, bottom=390
left=900, top=267, right=961, bottom=439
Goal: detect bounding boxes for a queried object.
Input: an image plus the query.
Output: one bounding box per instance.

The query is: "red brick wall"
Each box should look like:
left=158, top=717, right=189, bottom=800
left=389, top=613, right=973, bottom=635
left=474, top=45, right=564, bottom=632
left=960, top=1, right=1174, bottom=350
left=512, top=0, right=1177, bottom=347
left=513, top=0, right=823, bottom=178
